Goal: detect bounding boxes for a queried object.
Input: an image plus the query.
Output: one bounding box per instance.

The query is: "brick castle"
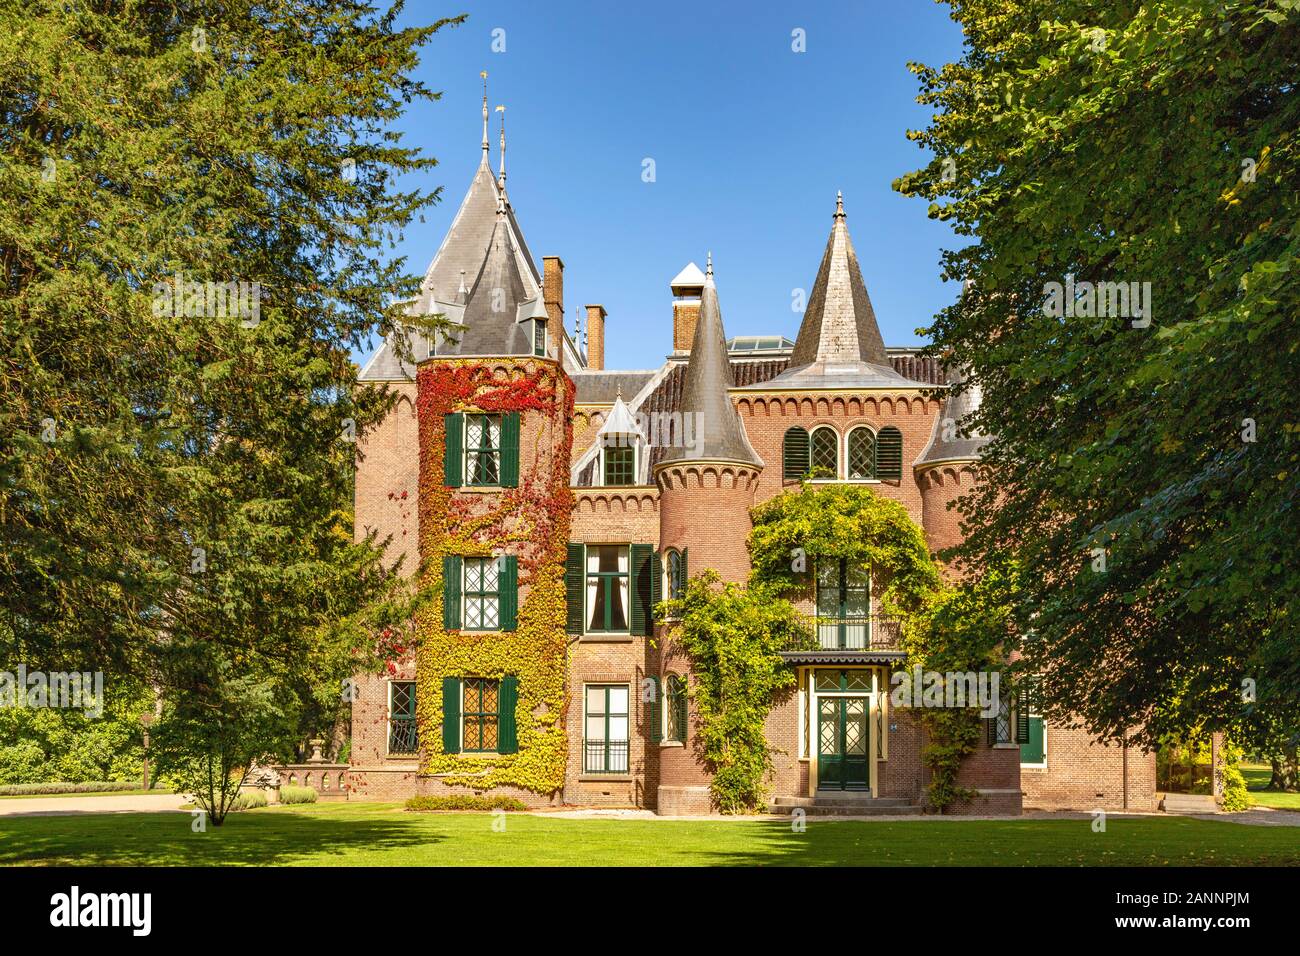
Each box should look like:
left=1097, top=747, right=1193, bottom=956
left=339, top=88, right=1156, bottom=814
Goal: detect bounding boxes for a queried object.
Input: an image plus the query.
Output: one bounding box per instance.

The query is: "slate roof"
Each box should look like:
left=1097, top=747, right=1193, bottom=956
left=450, top=207, right=536, bottom=356
left=572, top=370, right=657, bottom=405
left=655, top=264, right=761, bottom=469
left=914, top=365, right=991, bottom=467
left=359, top=152, right=545, bottom=380
left=749, top=194, right=929, bottom=391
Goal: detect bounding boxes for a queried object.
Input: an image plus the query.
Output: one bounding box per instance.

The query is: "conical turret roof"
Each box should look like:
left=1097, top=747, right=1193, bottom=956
left=657, top=259, right=761, bottom=468
left=452, top=204, right=534, bottom=356
left=914, top=365, right=991, bottom=468
left=743, top=193, right=925, bottom=390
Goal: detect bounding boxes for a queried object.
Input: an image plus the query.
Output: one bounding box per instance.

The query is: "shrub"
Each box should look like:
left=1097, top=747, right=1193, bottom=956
left=0, top=780, right=157, bottom=796
left=229, top=789, right=268, bottom=811
left=1220, top=741, right=1250, bottom=812
left=405, top=794, right=528, bottom=812
left=280, top=785, right=317, bottom=805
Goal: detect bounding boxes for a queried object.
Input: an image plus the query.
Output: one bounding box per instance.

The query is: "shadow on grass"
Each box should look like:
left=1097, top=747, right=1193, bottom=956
left=0, top=808, right=439, bottom=867
left=681, top=816, right=1300, bottom=868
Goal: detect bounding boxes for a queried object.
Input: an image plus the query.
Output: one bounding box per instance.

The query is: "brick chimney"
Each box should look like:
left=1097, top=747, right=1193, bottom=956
left=669, top=262, right=706, bottom=354
left=542, top=256, right=565, bottom=357
left=585, top=305, right=607, bottom=371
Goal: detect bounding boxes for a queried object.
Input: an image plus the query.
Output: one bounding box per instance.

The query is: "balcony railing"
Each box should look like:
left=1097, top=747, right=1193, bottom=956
left=814, top=614, right=903, bottom=652
left=583, top=739, right=629, bottom=774
left=388, top=717, right=418, bottom=755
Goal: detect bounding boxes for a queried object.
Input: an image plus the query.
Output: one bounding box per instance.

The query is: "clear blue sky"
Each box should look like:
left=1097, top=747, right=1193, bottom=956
left=364, top=0, right=966, bottom=371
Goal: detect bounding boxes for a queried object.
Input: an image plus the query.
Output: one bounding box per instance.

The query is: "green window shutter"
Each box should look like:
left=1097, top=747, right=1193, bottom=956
left=565, top=543, right=585, bottom=633
left=499, top=555, right=518, bottom=631
left=442, top=555, right=463, bottom=630
left=647, top=676, right=661, bottom=743
left=499, top=411, right=520, bottom=487
left=782, top=427, right=810, bottom=479
left=1015, top=684, right=1031, bottom=745
left=681, top=547, right=688, bottom=588
left=986, top=715, right=998, bottom=747
left=441, top=676, right=462, bottom=754
left=876, top=427, right=903, bottom=479
left=630, top=543, right=654, bottom=636
left=651, top=549, right=662, bottom=609
left=444, top=413, right=464, bottom=487
left=498, top=675, right=518, bottom=754
left=1020, top=718, right=1045, bottom=764
left=672, top=677, right=687, bottom=743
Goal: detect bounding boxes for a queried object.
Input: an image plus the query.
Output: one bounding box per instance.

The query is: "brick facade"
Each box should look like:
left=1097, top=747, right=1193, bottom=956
left=345, top=136, right=1141, bottom=817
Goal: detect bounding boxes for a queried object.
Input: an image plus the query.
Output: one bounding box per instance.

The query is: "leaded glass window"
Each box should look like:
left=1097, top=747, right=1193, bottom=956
left=995, top=693, right=1012, bottom=744
left=388, top=681, right=418, bottom=754
left=666, top=549, right=685, bottom=601
left=847, top=427, right=876, bottom=480
left=585, top=545, right=629, bottom=632
left=664, top=674, right=686, bottom=743
left=816, top=558, right=871, bottom=649
left=463, top=557, right=500, bottom=630
left=584, top=684, right=630, bottom=773
left=602, top=445, right=635, bottom=486
left=462, top=678, right=499, bottom=753
left=533, top=319, right=547, bottom=358
left=465, top=414, right=501, bottom=486
left=810, top=427, right=839, bottom=478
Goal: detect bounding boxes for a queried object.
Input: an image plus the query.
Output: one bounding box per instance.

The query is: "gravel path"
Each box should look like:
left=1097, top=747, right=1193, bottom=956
left=0, top=793, right=188, bottom=817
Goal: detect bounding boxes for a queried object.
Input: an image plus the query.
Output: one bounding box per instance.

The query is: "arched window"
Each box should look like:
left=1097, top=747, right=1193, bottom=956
left=782, top=426, right=809, bottom=479
left=666, top=548, right=687, bottom=602
left=664, top=674, right=687, bottom=743
left=876, top=427, right=903, bottom=479
left=810, top=427, right=839, bottom=478
left=847, top=427, right=876, bottom=480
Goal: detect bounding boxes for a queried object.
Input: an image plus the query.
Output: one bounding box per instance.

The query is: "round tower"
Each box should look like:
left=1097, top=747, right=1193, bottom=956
left=652, top=256, right=764, bottom=814
left=914, top=366, right=989, bottom=573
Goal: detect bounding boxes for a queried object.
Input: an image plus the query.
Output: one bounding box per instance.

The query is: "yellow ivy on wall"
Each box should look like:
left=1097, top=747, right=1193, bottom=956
left=413, top=359, right=573, bottom=795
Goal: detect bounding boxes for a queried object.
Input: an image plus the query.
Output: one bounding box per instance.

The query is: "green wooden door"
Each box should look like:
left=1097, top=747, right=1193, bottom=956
left=817, top=696, right=870, bottom=791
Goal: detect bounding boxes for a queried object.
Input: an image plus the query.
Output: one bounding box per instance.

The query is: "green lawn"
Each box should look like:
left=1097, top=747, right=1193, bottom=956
left=1243, top=764, right=1300, bottom=810
left=1, top=802, right=1297, bottom=866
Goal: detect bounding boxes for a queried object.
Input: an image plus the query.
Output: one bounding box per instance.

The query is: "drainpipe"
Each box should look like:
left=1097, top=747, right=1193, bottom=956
left=1122, top=733, right=1129, bottom=810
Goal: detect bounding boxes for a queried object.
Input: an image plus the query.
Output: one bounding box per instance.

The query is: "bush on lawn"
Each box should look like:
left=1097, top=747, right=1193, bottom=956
left=405, top=794, right=528, bottom=812
left=0, top=780, right=157, bottom=796
left=280, top=785, right=317, bottom=805
left=229, top=790, right=268, bottom=811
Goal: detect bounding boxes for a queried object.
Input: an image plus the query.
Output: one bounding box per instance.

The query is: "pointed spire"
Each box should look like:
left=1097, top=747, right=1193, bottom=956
left=453, top=201, right=532, bottom=356
left=480, top=71, right=490, bottom=159
left=495, top=104, right=508, bottom=202
left=786, top=192, right=889, bottom=368
left=658, top=262, right=761, bottom=468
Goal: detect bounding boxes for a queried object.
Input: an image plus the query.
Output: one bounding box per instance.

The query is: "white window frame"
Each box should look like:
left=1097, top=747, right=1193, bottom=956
left=583, top=683, right=631, bottom=774
left=461, top=555, right=502, bottom=632
left=584, top=544, right=631, bottom=635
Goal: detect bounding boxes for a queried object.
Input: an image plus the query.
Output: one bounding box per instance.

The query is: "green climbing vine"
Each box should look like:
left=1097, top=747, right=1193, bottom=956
left=664, top=483, right=1017, bottom=812
left=661, top=571, right=812, bottom=814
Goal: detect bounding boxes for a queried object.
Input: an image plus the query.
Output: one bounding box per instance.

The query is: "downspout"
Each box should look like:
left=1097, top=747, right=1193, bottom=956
left=1122, top=732, right=1129, bottom=810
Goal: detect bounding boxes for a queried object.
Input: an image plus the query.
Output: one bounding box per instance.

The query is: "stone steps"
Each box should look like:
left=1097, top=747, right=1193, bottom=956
left=1162, top=793, right=1218, bottom=813
left=771, top=794, right=921, bottom=816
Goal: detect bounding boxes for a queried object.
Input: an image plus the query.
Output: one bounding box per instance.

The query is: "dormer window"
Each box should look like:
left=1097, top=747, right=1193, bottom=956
left=602, top=442, right=636, bottom=486
left=533, top=318, right=547, bottom=358
left=594, top=393, right=644, bottom=487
